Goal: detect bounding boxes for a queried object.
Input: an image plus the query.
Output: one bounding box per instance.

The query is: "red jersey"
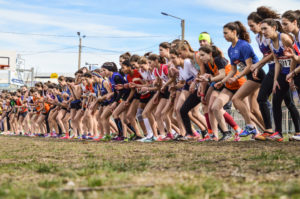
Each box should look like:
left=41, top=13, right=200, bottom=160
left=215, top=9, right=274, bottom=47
left=17, top=97, right=27, bottom=113
left=126, top=69, right=150, bottom=99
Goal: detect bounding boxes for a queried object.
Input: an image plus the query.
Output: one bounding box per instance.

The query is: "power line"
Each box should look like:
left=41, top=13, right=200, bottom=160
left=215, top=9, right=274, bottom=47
left=20, top=46, right=77, bottom=55
left=0, top=31, right=176, bottom=39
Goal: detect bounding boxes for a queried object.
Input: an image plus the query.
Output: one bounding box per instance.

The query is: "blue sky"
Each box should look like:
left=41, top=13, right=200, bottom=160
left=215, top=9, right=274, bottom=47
left=1, top=0, right=300, bottom=73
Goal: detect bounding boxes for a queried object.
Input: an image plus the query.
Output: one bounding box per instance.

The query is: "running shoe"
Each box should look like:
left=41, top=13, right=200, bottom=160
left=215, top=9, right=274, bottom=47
left=198, top=135, right=214, bottom=142
left=129, top=133, right=136, bottom=140
left=157, top=135, right=170, bottom=141
left=267, top=132, right=283, bottom=142
left=141, top=136, right=157, bottom=143
left=291, top=133, right=300, bottom=141
left=137, top=137, right=147, bottom=142
left=131, top=135, right=143, bottom=141
left=123, top=137, right=129, bottom=142
left=60, top=135, right=70, bottom=140
left=255, top=131, right=273, bottom=141
left=233, top=132, right=241, bottom=141
left=239, top=126, right=257, bottom=137
left=219, top=131, right=232, bottom=142
left=100, top=135, right=111, bottom=141
left=193, top=131, right=201, bottom=138
left=93, top=136, right=104, bottom=141
left=80, top=135, right=87, bottom=140
left=112, top=136, right=124, bottom=141
left=176, top=135, right=189, bottom=141
left=166, top=132, right=174, bottom=140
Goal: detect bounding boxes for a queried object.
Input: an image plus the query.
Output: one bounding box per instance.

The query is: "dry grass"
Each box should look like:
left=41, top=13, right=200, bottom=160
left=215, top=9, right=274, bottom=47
left=0, top=136, right=300, bottom=199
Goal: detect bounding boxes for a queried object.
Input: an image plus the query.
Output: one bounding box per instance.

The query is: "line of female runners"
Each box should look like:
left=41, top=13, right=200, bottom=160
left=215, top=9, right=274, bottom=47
left=1, top=7, right=300, bottom=142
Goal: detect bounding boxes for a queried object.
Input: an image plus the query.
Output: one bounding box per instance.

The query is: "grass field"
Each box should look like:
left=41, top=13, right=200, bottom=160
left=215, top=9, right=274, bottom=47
left=0, top=136, right=300, bottom=199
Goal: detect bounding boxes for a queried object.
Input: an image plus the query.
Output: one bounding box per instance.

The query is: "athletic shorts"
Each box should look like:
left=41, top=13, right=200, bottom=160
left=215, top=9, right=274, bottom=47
left=140, top=92, right=154, bottom=104
left=70, top=99, right=81, bottom=110
left=247, top=69, right=265, bottom=84
left=159, top=86, right=170, bottom=99
left=210, top=82, right=224, bottom=92
left=19, top=111, right=28, bottom=118
left=183, top=83, right=190, bottom=91
left=224, top=87, right=238, bottom=94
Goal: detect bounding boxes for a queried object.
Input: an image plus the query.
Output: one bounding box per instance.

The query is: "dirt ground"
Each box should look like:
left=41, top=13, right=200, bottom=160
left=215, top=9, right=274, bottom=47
left=0, top=136, right=299, bottom=199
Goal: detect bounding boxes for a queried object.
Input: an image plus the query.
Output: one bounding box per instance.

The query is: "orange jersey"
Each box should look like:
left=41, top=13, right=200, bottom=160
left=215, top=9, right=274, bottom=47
left=225, top=64, right=246, bottom=90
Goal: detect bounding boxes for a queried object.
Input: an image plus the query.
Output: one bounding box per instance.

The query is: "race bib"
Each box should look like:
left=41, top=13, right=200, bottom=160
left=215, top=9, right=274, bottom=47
left=278, top=57, right=291, bottom=68
left=234, top=60, right=246, bottom=71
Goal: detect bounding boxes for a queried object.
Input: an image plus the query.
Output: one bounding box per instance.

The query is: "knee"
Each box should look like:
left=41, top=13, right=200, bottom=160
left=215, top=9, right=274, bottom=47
left=231, top=96, right=239, bottom=105
left=154, top=111, right=161, bottom=119
left=142, top=111, right=148, bottom=119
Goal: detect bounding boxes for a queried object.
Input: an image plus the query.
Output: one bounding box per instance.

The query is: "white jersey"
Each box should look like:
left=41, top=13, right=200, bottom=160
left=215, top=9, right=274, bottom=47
left=179, top=59, right=198, bottom=82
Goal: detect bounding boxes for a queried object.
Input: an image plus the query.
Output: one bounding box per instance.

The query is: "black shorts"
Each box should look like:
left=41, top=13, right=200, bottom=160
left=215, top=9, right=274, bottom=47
left=70, top=99, right=81, bottom=110
left=183, top=84, right=190, bottom=91
left=247, top=69, right=266, bottom=83
left=140, top=92, right=154, bottom=104
left=159, top=86, right=170, bottom=99
left=224, top=87, right=238, bottom=94
left=19, top=111, right=27, bottom=118
left=210, top=82, right=224, bottom=92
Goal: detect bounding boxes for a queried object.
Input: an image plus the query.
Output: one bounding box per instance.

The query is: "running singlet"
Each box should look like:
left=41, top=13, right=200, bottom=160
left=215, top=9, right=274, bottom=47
left=228, top=39, right=259, bottom=74
left=256, top=34, right=275, bottom=70
left=126, top=69, right=150, bottom=99
left=293, top=31, right=300, bottom=55
left=154, top=64, right=168, bottom=83
left=225, top=64, right=246, bottom=90
left=204, top=56, right=226, bottom=76
left=270, top=33, right=291, bottom=74
left=109, top=72, right=126, bottom=91
left=139, top=69, right=153, bottom=83
left=179, top=59, right=198, bottom=83
left=16, top=97, right=27, bottom=113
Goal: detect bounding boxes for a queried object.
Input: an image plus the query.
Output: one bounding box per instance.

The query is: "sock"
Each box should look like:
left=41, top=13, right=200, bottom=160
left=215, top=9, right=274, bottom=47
left=127, top=124, right=136, bottom=135
left=171, top=129, right=176, bottom=135
left=114, top=118, right=123, bottom=137
left=204, top=113, right=212, bottom=133
left=247, top=124, right=254, bottom=128
left=223, top=112, right=237, bottom=128
left=143, top=118, right=153, bottom=138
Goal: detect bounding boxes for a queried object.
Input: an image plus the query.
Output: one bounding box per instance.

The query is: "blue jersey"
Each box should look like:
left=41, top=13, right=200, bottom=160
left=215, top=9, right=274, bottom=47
left=93, top=83, right=99, bottom=97
left=109, top=72, right=126, bottom=92
left=228, top=39, right=259, bottom=75
left=256, top=34, right=275, bottom=70
left=270, top=33, right=291, bottom=74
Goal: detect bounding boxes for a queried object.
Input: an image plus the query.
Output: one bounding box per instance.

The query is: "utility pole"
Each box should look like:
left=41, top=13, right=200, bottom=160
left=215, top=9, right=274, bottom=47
left=181, top=19, right=185, bottom=41
left=161, top=12, right=185, bottom=40
left=77, top=32, right=86, bottom=70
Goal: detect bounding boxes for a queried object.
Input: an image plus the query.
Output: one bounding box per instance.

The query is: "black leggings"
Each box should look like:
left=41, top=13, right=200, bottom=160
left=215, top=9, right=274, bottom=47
left=180, top=90, right=201, bottom=136
left=258, top=69, right=298, bottom=130
left=272, top=72, right=300, bottom=134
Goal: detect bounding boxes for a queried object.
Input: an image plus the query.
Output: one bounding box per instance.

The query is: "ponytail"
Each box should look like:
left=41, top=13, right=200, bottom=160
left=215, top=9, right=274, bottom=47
left=282, top=10, right=300, bottom=28
left=224, top=21, right=250, bottom=43
left=148, top=54, right=166, bottom=64
left=199, top=45, right=222, bottom=58
left=248, top=6, right=279, bottom=23
left=261, top=18, right=284, bottom=33
left=178, top=40, right=194, bottom=53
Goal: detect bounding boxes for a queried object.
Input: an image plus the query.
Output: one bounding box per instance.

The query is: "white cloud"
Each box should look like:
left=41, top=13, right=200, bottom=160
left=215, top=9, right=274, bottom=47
left=0, top=2, right=170, bottom=74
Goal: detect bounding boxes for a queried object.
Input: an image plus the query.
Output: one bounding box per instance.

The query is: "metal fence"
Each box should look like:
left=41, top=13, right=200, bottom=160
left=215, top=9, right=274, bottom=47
left=227, top=107, right=299, bottom=134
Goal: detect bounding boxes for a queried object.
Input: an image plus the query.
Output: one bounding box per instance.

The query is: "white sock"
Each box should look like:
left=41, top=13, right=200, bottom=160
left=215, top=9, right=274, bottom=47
left=171, top=129, right=176, bottom=135
left=144, top=118, right=153, bottom=138
left=247, top=124, right=254, bottom=128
